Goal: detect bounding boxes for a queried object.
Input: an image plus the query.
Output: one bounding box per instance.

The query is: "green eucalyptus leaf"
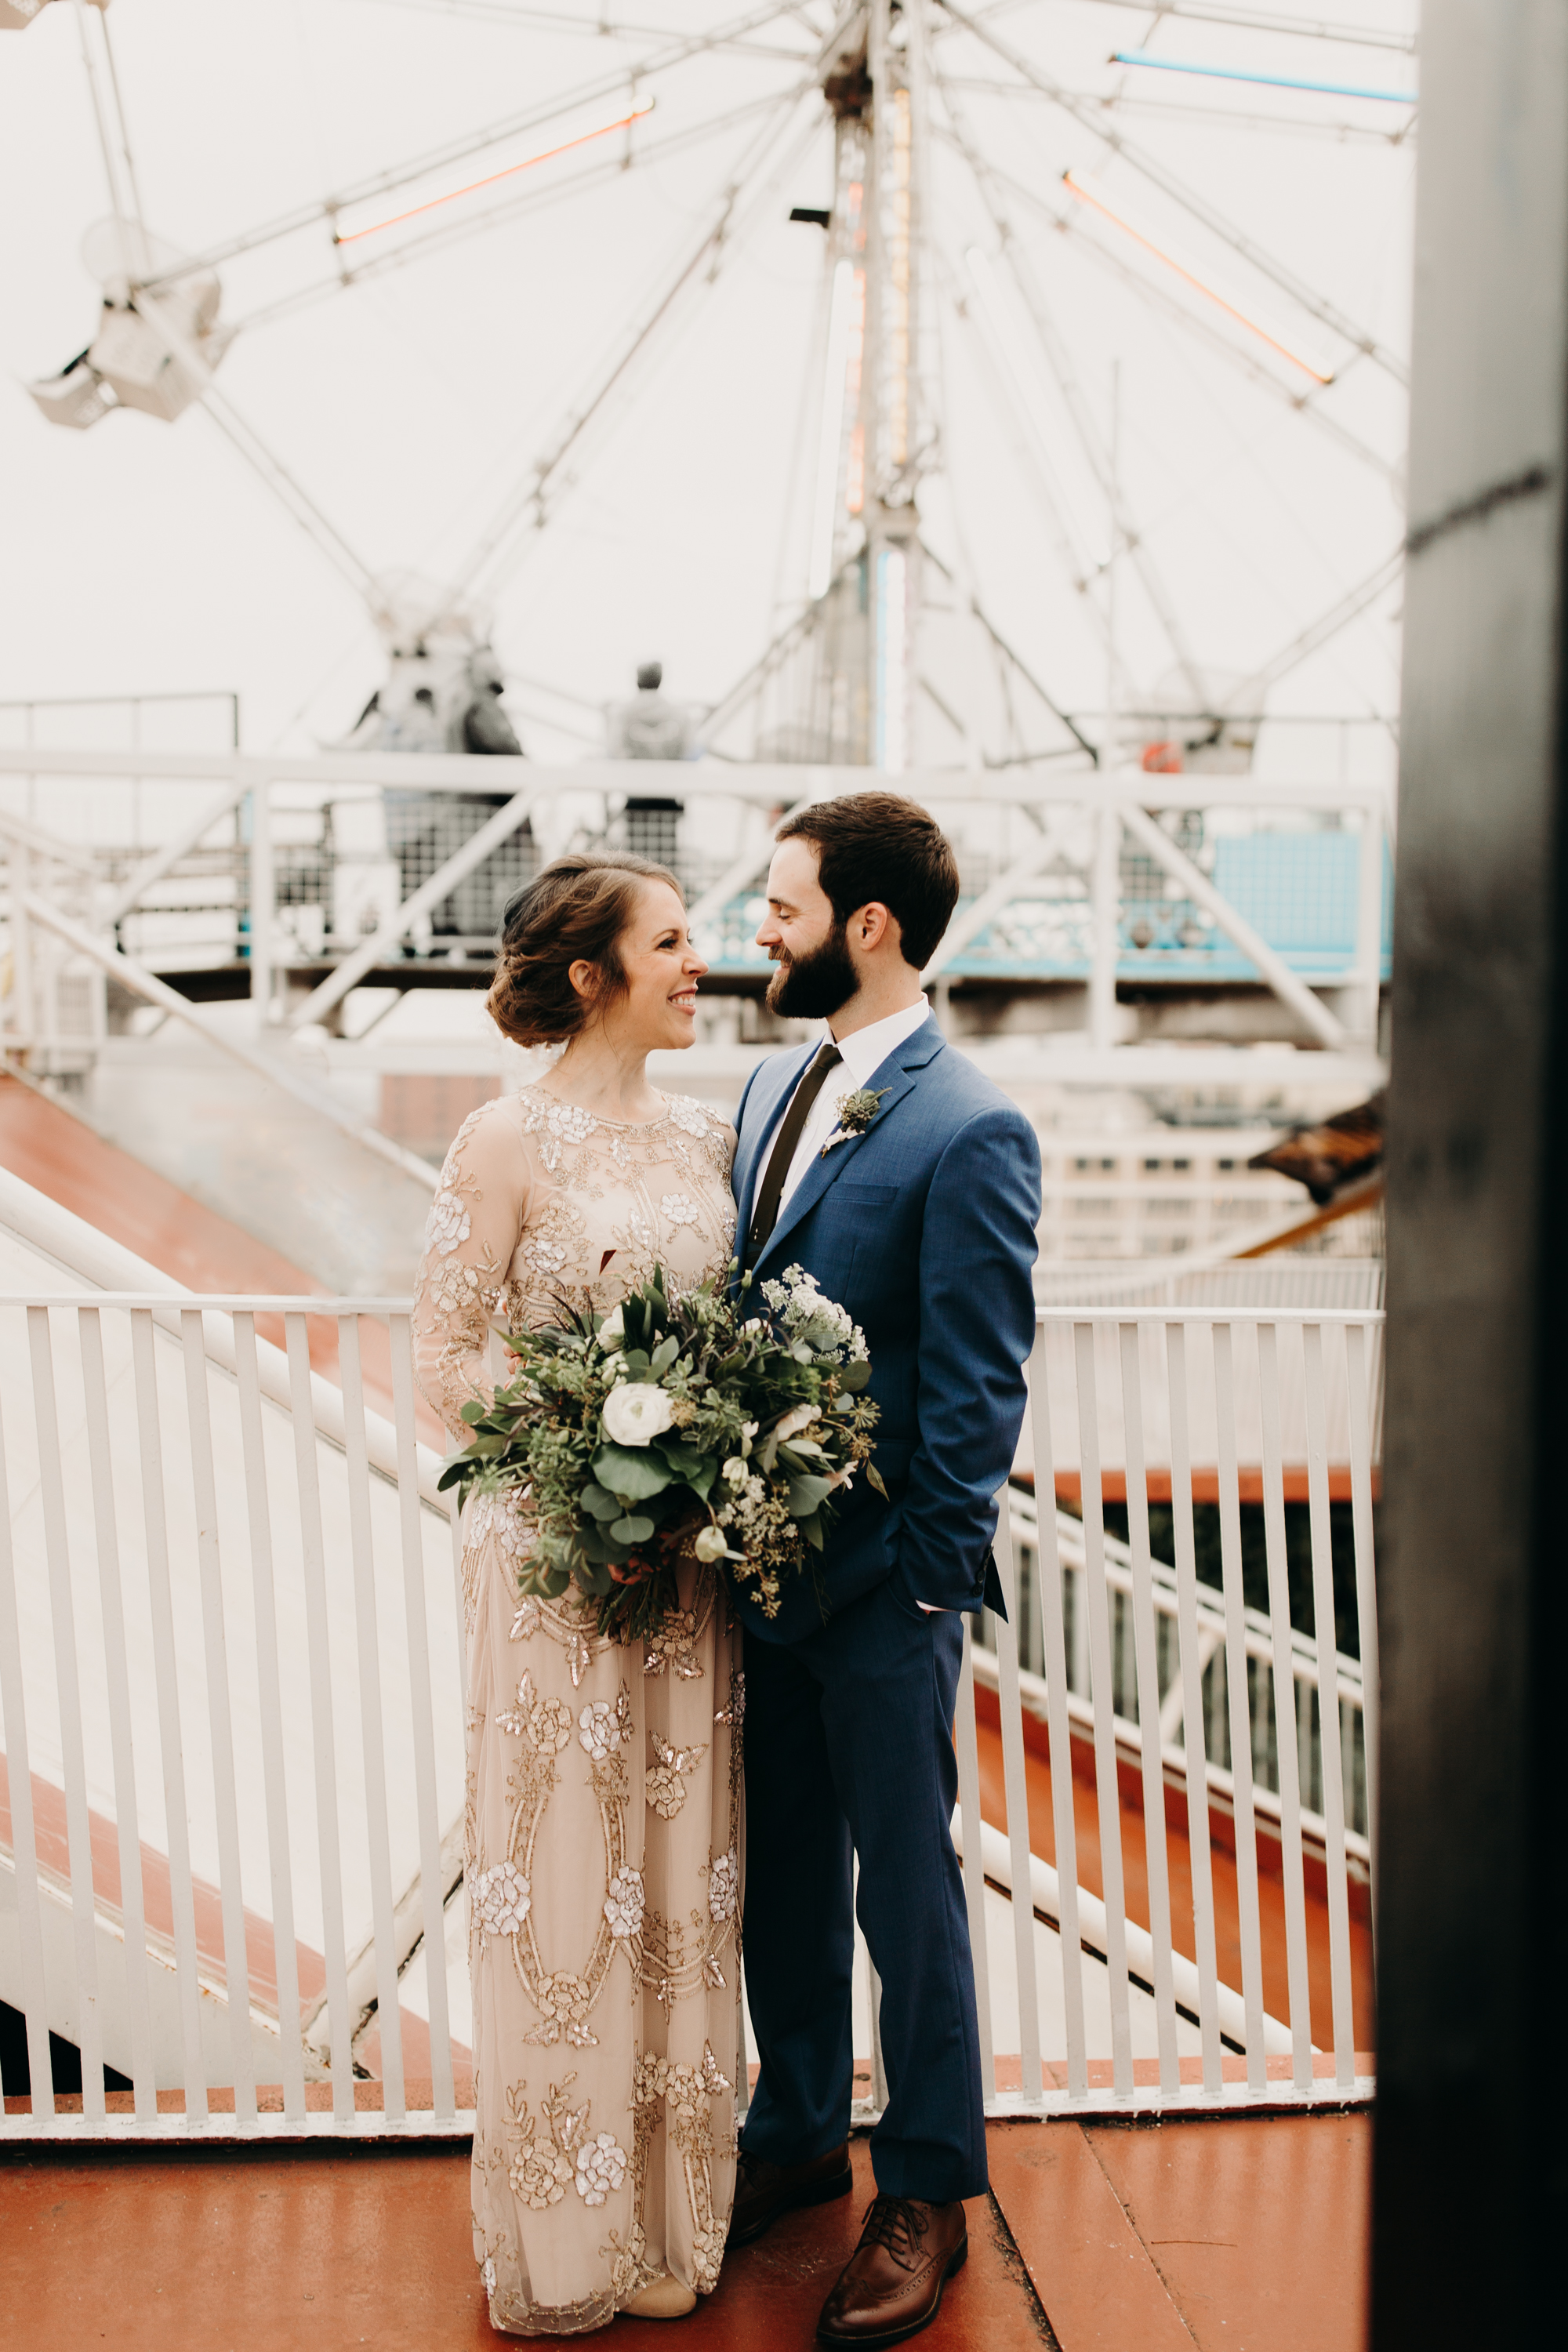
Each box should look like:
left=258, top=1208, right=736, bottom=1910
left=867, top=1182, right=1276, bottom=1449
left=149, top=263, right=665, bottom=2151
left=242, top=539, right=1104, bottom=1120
left=459, top=1399, right=488, bottom=1425
left=579, top=1483, right=622, bottom=1523
left=866, top=1462, right=889, bottom=1498
left=592, top=1443, right=673, bottom=1501
left=610, top=1513, right=655, bottom=1543
left=799, top=1512, right=824, bottom=1552
left=785, top=1472, right=833, bottom=1516
left=837, top=1359, right=872, bottom=1393
left=649, top=1334, right=680, bottom=1377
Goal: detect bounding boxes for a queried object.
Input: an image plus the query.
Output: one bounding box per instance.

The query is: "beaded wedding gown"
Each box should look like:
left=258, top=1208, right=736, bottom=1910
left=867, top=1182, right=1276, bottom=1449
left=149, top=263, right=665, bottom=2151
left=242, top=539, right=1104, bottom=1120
left=412, top=1083, right=743, bottom=2336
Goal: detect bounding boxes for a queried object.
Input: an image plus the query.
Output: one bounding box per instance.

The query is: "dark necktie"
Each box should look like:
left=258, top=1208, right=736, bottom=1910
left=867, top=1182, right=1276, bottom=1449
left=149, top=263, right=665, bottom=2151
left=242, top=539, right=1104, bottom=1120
left=744, top=1041, right=843, bottom=1268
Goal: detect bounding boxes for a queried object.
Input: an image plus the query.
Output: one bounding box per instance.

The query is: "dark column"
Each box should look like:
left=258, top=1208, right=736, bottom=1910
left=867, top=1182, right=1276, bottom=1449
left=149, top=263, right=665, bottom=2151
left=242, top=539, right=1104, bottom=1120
left=1376, top=2, right=1568, bottom=2338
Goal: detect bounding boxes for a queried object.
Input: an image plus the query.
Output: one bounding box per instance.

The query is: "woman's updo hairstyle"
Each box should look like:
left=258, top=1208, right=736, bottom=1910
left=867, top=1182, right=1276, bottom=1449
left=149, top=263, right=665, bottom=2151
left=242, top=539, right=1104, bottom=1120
left=488, top=851, right=681, bottom=1047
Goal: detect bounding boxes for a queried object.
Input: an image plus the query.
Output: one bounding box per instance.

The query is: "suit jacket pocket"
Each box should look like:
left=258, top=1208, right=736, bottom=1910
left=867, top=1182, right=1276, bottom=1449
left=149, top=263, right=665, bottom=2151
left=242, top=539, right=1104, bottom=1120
left=840, top=1181, right=899, bottom=1206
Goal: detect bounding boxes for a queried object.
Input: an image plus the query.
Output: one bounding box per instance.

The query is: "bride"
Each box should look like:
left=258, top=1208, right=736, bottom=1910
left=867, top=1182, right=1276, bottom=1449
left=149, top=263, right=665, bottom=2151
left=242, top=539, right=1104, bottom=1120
left=413, top=853, right=743, bottom=2335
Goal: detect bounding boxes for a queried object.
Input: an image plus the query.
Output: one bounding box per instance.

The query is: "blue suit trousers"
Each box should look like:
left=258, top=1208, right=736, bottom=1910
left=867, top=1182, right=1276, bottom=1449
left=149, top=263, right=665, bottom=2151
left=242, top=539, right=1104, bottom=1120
left=739, top=1575, right=988, bottom=2202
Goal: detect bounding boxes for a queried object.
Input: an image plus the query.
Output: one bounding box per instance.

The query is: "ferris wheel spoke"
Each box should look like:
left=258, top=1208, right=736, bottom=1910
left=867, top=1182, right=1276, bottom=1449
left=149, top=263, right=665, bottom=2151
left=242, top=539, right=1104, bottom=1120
left=938, top=71, right=1417, bottom=147
left=961, top=0, right=1416, bottom=55
left=136, top=0, right=810, bottom=296
left=700, top=586, right=834, bottom=750
left=356, top=0, right=820, bottom=60
left=449, top=85, right=824, bottom=601
left=1221, top=548, right=1403, bottom=713
left=936, top=0, right=1408, bottom=390
left=920, top=538, right=1098, bottom=757
left=924, top=287, right=1095, bottom=768
left=934, top=248, right=1110, bottom=631
left=196, top=388, right=379, bottom=599
left=938, top=74, right=1212, bottom=710
left=223, top=85, right=797, bottom=336
left=963, top=144, right=1404, bottom=491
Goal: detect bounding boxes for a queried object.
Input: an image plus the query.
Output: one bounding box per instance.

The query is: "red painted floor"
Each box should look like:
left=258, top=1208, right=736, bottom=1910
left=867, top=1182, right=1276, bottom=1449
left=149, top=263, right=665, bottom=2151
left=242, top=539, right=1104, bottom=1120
left=0, top=2114, right=1368, bottom=2351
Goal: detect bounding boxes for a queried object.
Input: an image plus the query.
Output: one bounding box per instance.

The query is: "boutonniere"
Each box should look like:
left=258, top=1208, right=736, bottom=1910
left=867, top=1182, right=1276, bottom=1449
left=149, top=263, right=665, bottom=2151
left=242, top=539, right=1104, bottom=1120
left=821, top=1084, right=891, bottom=1157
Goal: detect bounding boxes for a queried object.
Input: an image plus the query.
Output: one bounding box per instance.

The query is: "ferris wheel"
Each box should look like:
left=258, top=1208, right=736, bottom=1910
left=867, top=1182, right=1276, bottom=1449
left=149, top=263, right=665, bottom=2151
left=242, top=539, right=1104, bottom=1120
left=9, top=0, right=1415, bottom=777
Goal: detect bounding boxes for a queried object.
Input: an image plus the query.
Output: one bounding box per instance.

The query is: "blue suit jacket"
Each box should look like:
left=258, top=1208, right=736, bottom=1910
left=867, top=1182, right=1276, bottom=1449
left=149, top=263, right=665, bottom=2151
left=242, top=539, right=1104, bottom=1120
left=732, top=1015, right=1041, bottom=1644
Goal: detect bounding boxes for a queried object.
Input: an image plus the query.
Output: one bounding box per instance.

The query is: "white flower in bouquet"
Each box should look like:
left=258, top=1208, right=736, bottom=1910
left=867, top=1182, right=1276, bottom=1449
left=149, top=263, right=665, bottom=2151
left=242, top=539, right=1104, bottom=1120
left=721, top=1456, right=748, bottom=1487
left=597, top=1303, right=625, bottom=1346
left=691, top=1524, right=729, bottom=1563
left=760, top=1265, right=869, bottom=1363
left=601, top=1383, right=674, bottom=1446
left=773, top=1403, right=822, bottom=1443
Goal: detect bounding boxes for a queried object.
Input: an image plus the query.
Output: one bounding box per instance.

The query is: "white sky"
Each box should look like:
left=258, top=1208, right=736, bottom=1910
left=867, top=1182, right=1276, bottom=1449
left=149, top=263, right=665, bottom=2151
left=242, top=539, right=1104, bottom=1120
left=0, top=0, right=1417, bottom=771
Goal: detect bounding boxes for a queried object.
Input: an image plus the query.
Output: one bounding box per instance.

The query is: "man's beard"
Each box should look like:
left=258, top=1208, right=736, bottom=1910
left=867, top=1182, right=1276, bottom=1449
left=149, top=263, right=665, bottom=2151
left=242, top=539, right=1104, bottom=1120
left=766, top=920, right=858, bottom=1019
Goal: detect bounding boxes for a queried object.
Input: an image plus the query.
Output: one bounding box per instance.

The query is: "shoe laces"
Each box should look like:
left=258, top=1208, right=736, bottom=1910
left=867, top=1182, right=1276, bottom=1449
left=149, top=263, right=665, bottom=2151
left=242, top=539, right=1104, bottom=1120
left=858, top=2194, right=931, bottom=2270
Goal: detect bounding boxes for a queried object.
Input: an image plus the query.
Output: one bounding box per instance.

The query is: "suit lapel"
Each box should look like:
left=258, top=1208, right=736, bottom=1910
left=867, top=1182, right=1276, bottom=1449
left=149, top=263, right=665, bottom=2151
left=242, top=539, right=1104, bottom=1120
left=753, top=1016, right=946, bottom=1276
left=733, top=1042, right=815, bottom=1234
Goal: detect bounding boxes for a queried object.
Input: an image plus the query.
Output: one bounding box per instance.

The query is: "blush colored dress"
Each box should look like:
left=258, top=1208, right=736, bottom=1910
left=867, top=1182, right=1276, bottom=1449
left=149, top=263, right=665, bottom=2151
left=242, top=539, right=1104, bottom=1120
left=412, top=1083, right=743, bottom=2337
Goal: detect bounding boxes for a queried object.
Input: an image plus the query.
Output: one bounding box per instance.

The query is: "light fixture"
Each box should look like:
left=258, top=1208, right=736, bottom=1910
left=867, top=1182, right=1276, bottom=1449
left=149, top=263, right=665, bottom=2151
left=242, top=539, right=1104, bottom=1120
left=1110, top=49, right=1417, bottom=107
left=335, top=94, right=656, bottom=248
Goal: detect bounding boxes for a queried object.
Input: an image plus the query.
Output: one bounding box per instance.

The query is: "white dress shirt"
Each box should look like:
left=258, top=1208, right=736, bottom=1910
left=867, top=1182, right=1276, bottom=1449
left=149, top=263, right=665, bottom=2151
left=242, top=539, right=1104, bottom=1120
left=754, top=996, right=932, bottom=1226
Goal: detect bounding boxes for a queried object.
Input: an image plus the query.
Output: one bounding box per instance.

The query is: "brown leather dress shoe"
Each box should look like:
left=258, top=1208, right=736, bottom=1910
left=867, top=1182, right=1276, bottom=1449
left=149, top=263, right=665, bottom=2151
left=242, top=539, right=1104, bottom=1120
left=727, top=2143, right=855, bottom=2249
left=815, top=2194, right=968, bottom=2347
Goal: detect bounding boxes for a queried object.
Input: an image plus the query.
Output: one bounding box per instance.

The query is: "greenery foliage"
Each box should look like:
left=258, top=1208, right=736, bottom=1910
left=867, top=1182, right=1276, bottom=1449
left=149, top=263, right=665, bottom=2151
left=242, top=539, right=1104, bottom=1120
left=439, top=1262, right=884, bottom=1642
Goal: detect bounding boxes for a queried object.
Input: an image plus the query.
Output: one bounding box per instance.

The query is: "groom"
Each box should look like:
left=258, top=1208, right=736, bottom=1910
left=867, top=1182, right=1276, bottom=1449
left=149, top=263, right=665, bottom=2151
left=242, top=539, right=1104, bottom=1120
left=728, top=791, right=1040, bottom=2345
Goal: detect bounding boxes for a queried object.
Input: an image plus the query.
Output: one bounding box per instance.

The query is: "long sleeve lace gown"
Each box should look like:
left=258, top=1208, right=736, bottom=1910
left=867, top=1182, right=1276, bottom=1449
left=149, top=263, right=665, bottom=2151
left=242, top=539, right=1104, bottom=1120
left=412, top=1084, right=744, bottom=2337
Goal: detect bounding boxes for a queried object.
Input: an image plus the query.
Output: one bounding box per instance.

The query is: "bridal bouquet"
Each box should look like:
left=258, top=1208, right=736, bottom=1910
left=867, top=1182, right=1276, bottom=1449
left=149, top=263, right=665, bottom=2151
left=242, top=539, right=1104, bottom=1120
left=438, top=1262, right=884, bottom=1642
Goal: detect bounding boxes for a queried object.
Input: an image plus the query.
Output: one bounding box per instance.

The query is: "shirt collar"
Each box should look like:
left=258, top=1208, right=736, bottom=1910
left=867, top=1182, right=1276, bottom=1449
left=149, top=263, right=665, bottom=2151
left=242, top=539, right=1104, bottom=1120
left=827, top=998, right=932, bottom=1087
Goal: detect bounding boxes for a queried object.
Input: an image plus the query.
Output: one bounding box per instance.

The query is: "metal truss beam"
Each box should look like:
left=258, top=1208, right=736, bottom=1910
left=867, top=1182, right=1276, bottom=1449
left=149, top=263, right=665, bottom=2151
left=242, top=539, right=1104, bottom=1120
left=0, top=746, right=1390, bottom=812
left=1116, top=798, right=1347, bottom=1048
left=286, top=788, right=541, bottom=1031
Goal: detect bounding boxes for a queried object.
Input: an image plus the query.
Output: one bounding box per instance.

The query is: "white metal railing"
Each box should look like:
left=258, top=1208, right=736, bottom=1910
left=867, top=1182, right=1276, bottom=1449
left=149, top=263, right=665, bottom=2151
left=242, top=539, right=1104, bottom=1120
left=950, top=1307, right=1379, bottom=2118
left=0, top=1291, right=466, bottom=2140
left=2, top=1290, right=1377, bottom=2140
left=975, top=1493, right=1371, bottom=1845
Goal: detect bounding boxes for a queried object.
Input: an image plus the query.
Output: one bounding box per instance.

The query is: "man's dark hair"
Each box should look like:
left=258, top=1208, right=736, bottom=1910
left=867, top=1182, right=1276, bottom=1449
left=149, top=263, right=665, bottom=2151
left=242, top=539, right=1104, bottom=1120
left=775, top=790, right=959, bottom=970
